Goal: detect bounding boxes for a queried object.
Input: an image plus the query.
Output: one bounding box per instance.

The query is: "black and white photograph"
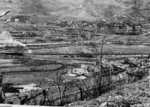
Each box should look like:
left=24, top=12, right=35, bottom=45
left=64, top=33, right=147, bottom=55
left=0, top=0, right=150, bottom=106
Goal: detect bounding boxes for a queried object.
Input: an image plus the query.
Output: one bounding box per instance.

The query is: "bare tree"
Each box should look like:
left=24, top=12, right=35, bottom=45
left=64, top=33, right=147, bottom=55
left=54, top=72, right=75, bottom=105
left=89, top=23, right=107, bottom=96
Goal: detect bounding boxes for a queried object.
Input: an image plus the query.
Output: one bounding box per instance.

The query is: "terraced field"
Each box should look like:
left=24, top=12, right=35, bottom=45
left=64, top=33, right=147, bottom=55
left=0, top=22, right=150, bottom=105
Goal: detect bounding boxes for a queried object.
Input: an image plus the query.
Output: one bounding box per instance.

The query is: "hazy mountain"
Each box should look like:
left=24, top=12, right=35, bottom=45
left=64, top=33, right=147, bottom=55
left=0, top=0, right=150, bottom=22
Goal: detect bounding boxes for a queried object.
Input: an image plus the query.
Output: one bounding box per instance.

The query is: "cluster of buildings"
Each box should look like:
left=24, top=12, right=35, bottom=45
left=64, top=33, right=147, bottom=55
left=97, top=18, right=143, bottom=35
left=56, top=19, right=143, bottom=35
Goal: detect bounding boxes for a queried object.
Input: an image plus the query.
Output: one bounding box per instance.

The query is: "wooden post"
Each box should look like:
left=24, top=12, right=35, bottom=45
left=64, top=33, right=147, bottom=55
left=0, top=73, right=2, bottom=87
left=79, top=87, right=83, bottom=101
left=148, top=69, right=150, bottom=88
left=0, top=73, right=4, bottom=103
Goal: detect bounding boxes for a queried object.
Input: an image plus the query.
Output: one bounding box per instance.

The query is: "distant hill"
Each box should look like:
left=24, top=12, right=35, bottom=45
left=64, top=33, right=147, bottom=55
left=0, top=0, right=150, bottom=22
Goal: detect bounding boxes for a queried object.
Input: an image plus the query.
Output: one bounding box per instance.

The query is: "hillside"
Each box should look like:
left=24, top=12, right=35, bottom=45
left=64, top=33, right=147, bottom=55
left=0, top=0, right=150, bottom=22
left=67, top=76, right=150, bottom=107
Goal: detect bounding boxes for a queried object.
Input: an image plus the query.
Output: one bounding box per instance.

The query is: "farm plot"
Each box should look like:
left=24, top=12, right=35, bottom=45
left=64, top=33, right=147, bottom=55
left=0, top=22, right=150, bottom=105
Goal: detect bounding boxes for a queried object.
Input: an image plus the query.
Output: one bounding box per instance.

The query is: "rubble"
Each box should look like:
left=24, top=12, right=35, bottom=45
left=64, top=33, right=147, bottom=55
left=12, top=83, right=42, bottom=93
left=63, top=57, right=150, bottom=84
left=63, top=56, right=150, bottom=106
left=5, top=83, right=42, bottom=97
